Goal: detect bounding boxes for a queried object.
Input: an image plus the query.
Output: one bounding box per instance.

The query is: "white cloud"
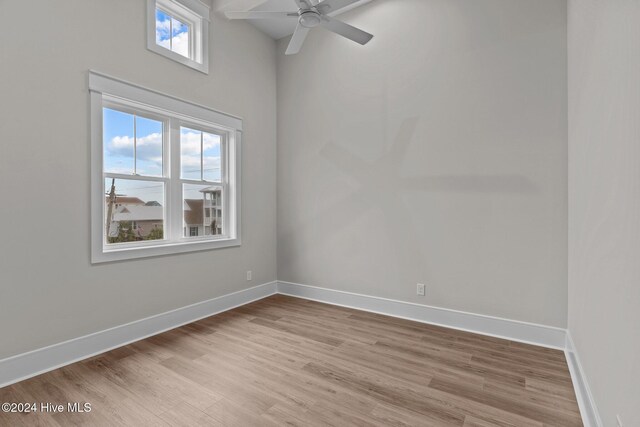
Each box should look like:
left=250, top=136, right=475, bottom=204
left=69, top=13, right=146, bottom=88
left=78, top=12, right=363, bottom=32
left=171, top=31, right=189, bottom=58
left=109, top=132, right=163, bottom=167
left=181, top=154, right=201, bottom=168
left=156, top=16, right=190, bottom=58
left=156, top=17, right=171, bottom=32
left=180, top=131, right=219, bottom=155
left=157, top=37, right=170, bottom=50
left=105, top=166, right=134, bottom=175
left=107, top=131, right=220, bottom=176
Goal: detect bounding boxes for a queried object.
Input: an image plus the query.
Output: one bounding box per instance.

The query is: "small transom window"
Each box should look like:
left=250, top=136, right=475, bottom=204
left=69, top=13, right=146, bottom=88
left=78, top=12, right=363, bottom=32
left=147, top=0, right=209, bottom=73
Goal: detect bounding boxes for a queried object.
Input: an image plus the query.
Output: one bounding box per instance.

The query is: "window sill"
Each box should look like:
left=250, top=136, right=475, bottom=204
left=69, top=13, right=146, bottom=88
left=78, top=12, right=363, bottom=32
left=146, top=43, right=209, bottom=74
left=92, top=237, right=241, bottom=264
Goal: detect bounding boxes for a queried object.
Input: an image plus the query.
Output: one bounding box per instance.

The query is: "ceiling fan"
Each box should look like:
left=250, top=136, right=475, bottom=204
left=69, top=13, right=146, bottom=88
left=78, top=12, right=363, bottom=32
left=225, top=0, right=374, bottom=55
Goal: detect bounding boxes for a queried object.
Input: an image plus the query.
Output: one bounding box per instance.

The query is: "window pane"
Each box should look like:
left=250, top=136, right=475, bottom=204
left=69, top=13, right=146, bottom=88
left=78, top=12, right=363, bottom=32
left=155, top=9, right=171, bottom=49
left=183, top=184, right=223, bottom=238
left=103, top=108, right=134, bottom=174
left=181, top=127, right=202, bottom=180
left=135, top=116, right=163, bottom=177
left=105, top=178, right=165, bottom=244
left=203, top=132, right=221, bottom=182
left=171, top=17, right=190, bottom=58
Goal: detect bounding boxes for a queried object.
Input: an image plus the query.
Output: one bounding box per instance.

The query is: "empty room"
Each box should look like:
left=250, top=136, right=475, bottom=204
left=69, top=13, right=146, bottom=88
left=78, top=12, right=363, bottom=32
left=0, top=0, right=638, bottom=425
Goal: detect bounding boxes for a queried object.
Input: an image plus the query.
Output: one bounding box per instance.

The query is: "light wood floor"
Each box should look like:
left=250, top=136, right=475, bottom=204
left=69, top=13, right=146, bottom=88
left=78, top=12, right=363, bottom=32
left=0, top=295, right=582, bottom=426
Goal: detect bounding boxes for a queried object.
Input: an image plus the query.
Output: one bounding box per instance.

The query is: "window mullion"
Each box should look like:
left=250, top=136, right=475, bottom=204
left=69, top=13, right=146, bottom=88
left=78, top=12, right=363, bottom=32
left=104, top=173, right=167, bottom=183
left=133, top=113, right=137, bottom=175
left=169, top=117, right=182, bottom=242
left=169, top=15, right=173, bottom=51
left=222, top=133, right=229, bottom=238
left=190, top=22, right=195, bottom=61
left=162, top=118, right=174, bottom=241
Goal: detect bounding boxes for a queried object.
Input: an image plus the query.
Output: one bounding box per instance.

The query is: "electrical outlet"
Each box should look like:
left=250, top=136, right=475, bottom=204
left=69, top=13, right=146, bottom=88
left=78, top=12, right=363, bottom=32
left=616, top=415, right=623, bottom=427
left=417, top=283, right=425, bottom=296
left=246, top=270, right=252, bottom=281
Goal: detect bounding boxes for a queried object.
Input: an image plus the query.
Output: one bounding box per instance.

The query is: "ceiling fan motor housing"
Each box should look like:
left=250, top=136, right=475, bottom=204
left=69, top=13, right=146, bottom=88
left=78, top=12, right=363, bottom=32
left=299, top=10, right=322, bottom=28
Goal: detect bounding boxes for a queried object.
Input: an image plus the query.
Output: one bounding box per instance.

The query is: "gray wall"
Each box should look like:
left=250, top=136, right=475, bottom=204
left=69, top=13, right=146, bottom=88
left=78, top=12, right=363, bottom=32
left=568, top=0, right=640, bottom=425
left=0, top=0, right=277, bottom=359
left=277, top=0, right=568, bottom=327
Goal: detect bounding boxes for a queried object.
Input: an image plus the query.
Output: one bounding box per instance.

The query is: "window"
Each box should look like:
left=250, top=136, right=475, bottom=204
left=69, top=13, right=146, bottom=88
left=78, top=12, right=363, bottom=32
left=156, top=9, right=190, bottom=59
left=90, top=71, right=241, bottom=263
left=147, top=0, right=209, bottom=73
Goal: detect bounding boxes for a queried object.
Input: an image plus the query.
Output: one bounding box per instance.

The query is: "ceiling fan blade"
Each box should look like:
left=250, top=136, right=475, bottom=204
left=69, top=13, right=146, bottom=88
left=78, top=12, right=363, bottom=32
left=225, top=11, right=297, bottom=19
left=320, top=16, right=373, bottom=45
left=315, top=0, right=360, bottom=15
left=286, top=23, right=310, bottom=55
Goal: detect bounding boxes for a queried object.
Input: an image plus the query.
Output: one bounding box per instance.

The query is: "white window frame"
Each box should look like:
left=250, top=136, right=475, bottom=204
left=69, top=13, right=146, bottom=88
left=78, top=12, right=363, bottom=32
left=90, top=71, right=241, bottom=263
left=147, top=0, right=210, bottom=74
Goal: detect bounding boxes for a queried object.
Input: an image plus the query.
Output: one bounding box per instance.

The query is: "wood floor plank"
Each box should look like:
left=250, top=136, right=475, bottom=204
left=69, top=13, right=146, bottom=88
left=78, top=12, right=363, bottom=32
left=429, top=376, right=581, bottom=427
left=0, top=295, right=582, bottom=426
left=157, top=401, right=219, bottom=427
left=204, top=398, right=277, bottom=427
left=302, top=361, right=466, bottom=425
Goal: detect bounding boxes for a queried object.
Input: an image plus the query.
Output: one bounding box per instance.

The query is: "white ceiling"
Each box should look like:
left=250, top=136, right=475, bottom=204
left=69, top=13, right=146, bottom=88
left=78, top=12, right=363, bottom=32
left=238, top=0, right=372, bottom=40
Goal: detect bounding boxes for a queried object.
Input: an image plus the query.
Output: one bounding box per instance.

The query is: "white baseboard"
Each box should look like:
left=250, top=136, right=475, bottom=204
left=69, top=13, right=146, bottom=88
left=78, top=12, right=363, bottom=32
left=277, top=281, right=567, bottom=350
left=0, top=281, right=278, bottom=388
left=565, top=331, right=603, bottom=427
